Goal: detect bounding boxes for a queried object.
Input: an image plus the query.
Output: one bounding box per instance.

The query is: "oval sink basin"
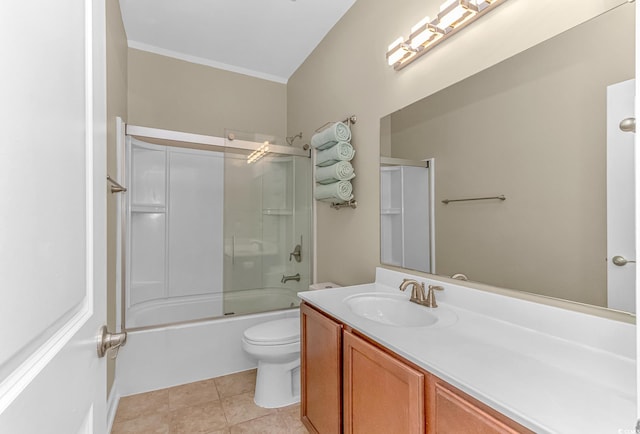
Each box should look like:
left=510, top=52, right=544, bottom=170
left=344, top=293, right=441, bottom=327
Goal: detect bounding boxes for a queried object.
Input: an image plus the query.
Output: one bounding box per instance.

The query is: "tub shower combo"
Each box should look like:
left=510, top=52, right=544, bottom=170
left=113, top=123, right=312, bottom=401
left=121, top=125, right=311, bottom=330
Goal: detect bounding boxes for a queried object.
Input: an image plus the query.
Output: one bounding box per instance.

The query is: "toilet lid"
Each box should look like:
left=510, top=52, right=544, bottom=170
left=244, top=318, right=300, bottom=345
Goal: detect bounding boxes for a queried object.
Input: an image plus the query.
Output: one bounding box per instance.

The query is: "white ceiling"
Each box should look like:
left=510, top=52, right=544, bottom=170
left=119, top=0, right=357, bottom=84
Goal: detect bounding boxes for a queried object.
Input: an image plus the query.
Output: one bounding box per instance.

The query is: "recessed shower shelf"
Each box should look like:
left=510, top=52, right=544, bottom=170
left=262, top=208, right=293, bottom=215
left=262, top=209, right=293, bottom=216
left=131, top=204, right=166, bottom=213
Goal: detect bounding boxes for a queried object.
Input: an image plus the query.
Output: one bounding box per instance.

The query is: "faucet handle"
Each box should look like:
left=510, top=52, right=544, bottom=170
left=426, top=285, right=444, bottom=308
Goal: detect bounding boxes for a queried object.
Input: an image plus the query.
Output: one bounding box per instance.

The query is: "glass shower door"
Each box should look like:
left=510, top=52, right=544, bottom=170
left=223, top=147, right=311, bottom=316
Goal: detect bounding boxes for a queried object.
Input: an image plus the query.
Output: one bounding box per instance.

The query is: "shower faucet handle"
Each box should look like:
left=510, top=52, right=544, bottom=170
left=289, top=244, right=302, bottom=262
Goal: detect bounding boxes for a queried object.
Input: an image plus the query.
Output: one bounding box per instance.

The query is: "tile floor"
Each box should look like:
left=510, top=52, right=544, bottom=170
left=112, top=369, right=308, bottom=434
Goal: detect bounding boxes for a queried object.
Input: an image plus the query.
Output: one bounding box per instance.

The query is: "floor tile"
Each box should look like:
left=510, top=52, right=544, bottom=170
left=221, top=391, right=275, bottom=425
left=278, top=405, right=308, bottom=433
left=169, top=400, right=227, bottom=433
left=115, top=389, right=169, bottom=423
left=228, top=413, right=289, bottom=434
left=214, top=369, right=257, bottom=398
left=168, top=378, right=219, bottom=410
left=203, top=429, right=230, bottom=434
left=113, top=370, right=307, bottom=434
left=111, top=412, right=169, bottom=434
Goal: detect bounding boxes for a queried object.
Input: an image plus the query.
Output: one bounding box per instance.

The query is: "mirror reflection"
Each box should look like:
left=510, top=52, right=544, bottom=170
left=380, top=3, right=635, bottom=313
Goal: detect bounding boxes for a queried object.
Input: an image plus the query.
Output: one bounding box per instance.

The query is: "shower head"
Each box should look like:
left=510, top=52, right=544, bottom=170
left=286, top=132, right=303, bottom=146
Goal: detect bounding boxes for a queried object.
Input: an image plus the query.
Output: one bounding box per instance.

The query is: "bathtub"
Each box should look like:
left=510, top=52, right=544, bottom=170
left=115, top=289, right=303, bottom=399
left=126, top=287, right=301, bottom=329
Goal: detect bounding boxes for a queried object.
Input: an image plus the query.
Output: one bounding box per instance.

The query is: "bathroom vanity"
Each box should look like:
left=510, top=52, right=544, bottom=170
left=298, top=268, right=636, bottom=433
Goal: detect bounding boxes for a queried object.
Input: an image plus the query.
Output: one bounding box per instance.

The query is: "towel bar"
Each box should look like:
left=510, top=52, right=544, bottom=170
left=314, top=115, right=357, bottom=133
left=442, top=195, right=505, bottom=204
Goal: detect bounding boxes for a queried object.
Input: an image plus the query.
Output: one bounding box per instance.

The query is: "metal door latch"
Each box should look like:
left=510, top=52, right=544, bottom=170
left=619, top=117, right=636, bottom=133
left=612, top=255, right=636, bottom=267
left=97, top=326, right=127, bottom=358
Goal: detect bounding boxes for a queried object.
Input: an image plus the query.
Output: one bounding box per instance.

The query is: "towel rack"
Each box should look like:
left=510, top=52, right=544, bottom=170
left=314, top=115, right=357, bottom=133
left=442, top=195, right=505, bottom=204
left=313, top=115, right=358, bottom=210
left=107, top=175, right=127, bottom=194
left=330, top=199, right=358, bottom=210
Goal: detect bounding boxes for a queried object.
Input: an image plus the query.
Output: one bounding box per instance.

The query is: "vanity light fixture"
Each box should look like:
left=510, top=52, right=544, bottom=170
left=386, top=37, right=412, bottom=66
left=409, top=16, right=444, bottom=50
left=386, top=0, right=507, bottom=70
left=247, top=141, right=270, bottom=164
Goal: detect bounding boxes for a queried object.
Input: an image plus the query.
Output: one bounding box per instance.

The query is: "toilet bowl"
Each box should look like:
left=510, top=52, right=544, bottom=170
left=242, top=317, right=300, bottom=408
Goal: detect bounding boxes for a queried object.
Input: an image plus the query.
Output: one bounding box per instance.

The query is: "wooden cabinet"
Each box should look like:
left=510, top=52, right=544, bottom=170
left=300, top=303, right=343, bottom=434
left=343, top=330, right=425, bottom=434
left=300, top=302, right=532, bottom=434
left=428, top=377, right=533, bottom=434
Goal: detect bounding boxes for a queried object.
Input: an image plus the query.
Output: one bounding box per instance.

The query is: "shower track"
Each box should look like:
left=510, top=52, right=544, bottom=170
left=126, top=124, right=310, bottom=158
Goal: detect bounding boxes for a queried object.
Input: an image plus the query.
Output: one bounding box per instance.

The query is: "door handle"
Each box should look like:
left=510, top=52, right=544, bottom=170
left=619, top=117, right=636, bottom=133
left=97, top=326, right=127, bottom=358
left=612, top=255, right=636, bottom=266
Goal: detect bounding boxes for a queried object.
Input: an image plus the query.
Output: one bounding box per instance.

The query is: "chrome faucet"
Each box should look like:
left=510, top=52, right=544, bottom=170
left=399, top=279, right=444, bottom=308
left=399, top=279, right=427, bottom=305
left=281, top=273, right=301, bottom=284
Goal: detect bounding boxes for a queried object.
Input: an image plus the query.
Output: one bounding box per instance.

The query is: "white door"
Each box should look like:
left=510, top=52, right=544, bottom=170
left=0, top=0, right=107, bottom=433
left=636, top=3, right=640, bottom=425
left=607, top=79, right=636, bottom=313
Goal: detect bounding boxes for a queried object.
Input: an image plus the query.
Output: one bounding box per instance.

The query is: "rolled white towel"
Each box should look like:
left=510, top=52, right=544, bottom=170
left=316, top=141, right=355, bottom=167
left=315, top=180, right=353, bottom=202
left=311, top=122, right=351, bottom=150
left=315, top=161, right=355, bottom=184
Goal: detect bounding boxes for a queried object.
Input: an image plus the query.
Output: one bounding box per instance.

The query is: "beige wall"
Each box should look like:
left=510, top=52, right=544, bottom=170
left=287, top=0, right=623, bottom=293
left=110, top=40, right=289, bottom=392
left=388, top=5, right=633, bottom=307
left=127, top=49, right=287, bottom=140
left=106, top=0, right=128, bottom=397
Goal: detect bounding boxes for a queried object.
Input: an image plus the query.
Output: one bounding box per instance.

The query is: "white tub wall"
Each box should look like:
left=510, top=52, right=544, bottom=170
left=116, top=308, right=300, bottom=397
left=128, top=140, right=225, bottom=315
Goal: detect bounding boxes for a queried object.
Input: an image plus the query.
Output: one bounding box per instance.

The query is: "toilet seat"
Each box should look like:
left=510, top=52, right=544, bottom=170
left=243, top=318, right=300, bottom=346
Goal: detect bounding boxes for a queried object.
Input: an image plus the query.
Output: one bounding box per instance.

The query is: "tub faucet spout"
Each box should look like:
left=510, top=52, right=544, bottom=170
left=281, top=273, right=301, bottom=284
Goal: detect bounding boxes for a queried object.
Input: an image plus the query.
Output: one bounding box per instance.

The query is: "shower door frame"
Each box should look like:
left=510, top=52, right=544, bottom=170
left=118, top=123, right=311, bottom=332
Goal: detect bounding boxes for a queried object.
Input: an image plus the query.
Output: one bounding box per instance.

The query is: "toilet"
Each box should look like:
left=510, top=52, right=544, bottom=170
left=242, top=316, right=301, bottom=408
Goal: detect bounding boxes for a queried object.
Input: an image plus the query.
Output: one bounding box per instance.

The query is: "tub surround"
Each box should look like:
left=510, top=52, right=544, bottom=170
left=298, top=267, right=636, bottom=433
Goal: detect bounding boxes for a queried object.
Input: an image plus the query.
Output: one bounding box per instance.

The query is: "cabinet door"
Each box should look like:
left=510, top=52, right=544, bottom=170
left=301, top=303, right=343, bottom=434
left=343, top=330, right=425, bottom=434
left=429, top=377, right=533, bottom=434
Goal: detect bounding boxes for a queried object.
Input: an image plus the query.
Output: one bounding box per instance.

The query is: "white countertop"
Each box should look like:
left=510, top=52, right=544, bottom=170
left=298, top=268, right=636, bottom=434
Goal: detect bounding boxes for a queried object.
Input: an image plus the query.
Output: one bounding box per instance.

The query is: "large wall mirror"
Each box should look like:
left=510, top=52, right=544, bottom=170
left=380, top=2, right=636, bottom=314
